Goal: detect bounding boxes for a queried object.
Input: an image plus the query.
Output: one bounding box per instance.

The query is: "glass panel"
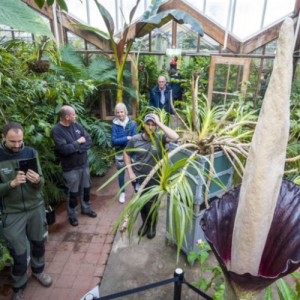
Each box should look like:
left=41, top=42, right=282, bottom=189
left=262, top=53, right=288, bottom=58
left=200, top=34, right=219, bottom=53
left=67, top=31, right=85, bottom=49
left=120, top=0, right=144, bottom=24
left=232, top=0, right=264, bottom=39
left=89, top=0, right=114, bottom=32
left=14, top=31, right=33, bottom=42
left=0, top=24, right=13, bottom=42
left=206, top=0, right=230, bottom=28
left=264, top=0, right=294, bottom=28
left=183, top=0, right=205, bottom=12
left=65, top=0, right=88, bottom=23
left=212, top=63, right=245, bottom=106
left=265, top=39, right=277, bottom=54
left=150, top=22, right=172, bottom=51
left=177, top=24, right=198, bottom=51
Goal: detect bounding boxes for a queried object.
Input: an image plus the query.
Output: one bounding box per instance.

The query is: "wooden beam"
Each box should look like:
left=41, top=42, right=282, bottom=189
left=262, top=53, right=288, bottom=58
left=241, top=18, right=297, bottom=54
left=172, top=20, right=177, bottom=47
left=59, top=13, right=112, bottom=50
left=172, top=0, right=241, bottom=53
left=22, top=0, right=54, bottom=19
left=295, top=0, right=300, bottom=15
left=21, top=0, right=112, bottom=50
left=122, top=0, right=240, bottom=53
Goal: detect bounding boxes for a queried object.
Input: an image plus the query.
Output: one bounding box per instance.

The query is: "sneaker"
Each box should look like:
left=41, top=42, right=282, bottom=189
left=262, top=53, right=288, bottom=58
left=119, top=192, right=126, bottom=204
left=12, top=289, right=24, bottom=300
left=138, top=224, right=149, bottom=237
left=32, top=271, right=52, bottom=287
left=69, top=218, right=78, bottom=226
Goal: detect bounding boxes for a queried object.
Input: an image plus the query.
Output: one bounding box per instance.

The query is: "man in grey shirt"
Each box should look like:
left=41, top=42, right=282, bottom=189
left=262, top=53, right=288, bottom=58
left=124, top=114, right=179, bottom=239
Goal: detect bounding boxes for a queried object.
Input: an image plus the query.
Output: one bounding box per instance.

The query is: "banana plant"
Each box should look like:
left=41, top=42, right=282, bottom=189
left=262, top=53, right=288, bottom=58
left=73, top=0, right=204, bottom=103
left=0, top=0, right=53, bottom=37
left=33, top=0, right=68, bottom=12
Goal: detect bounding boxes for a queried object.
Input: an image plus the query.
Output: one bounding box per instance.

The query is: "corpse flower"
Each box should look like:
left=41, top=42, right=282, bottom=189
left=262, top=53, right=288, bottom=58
left=201, top=18, right=300, bottom=299
left=201, top=180, right=300, bottom=299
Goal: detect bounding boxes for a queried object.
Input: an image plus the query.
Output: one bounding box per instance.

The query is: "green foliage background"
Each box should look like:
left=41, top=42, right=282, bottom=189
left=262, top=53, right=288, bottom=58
left=0, top=41, right=112, bottom=207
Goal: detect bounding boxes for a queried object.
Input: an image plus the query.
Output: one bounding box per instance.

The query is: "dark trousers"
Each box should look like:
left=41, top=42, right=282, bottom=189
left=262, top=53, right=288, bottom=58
left=134, top=177, right=159, bottom=226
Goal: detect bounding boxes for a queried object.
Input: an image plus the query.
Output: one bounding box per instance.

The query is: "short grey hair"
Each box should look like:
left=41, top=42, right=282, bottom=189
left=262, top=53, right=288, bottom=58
left=114, top=103, right=128, bottom=116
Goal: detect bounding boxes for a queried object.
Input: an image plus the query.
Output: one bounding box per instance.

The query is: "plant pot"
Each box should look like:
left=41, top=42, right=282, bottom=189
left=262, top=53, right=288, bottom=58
left=27, top=60, right=50, bottom=73
left=46, top=209, right=56, bottom=225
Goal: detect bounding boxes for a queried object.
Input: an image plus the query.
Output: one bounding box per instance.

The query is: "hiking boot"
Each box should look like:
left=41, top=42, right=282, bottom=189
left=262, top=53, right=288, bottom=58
left=32, top=271, right=53, bottom=287
left=12, top=289, right=24, bottom=300
left=69, top=218, right=78, bottom=226
left=147, top=224, right=156, bottom=239
left=138, top=224, right=149, bottom=237
left=81, top=211, right=97, bottom=218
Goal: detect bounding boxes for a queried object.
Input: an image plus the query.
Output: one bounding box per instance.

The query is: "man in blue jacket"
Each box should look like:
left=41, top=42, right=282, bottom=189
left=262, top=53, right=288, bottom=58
left=149, top=76, right=174, bottom=115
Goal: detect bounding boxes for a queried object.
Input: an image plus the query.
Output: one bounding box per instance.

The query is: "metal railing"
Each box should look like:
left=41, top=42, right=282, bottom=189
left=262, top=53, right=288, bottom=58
left=84, top=269, right=212, bottom=300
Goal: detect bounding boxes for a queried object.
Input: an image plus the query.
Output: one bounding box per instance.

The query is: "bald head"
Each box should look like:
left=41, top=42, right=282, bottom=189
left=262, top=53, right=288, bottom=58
left=59, top=105, right=76, bottom=125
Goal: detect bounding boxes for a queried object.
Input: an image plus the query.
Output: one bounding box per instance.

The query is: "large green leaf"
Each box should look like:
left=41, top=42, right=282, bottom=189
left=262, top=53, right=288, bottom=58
left=129, top=0, right=141, bottom=23
left=56, top=0, right=68, bottom=12
left=34, top=0, right=45, bottom=9
left=140, top=0, right=163, bottom=21
left=94, top=0, right=115, bottom=38
left=137, top=9, right=204, bottom=37
left=0, top=0, right=53, bottom=37
left=71, top=23, right=109, bottom=39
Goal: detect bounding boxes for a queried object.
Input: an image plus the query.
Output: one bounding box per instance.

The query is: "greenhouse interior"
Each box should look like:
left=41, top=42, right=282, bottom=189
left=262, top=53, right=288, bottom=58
left=1, top=0, right=300, bottom=299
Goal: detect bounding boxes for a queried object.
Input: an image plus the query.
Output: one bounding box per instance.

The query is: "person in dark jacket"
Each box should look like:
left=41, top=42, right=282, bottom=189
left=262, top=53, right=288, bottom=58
left=0, top=122, right=52, bottom=300
left=111, top=103, right=137, bottom=203
left=169, top=68, right=183, bottom=101
left=149, top=76, right=174, bottom=115
left=51, top=105, right=97, bottom=227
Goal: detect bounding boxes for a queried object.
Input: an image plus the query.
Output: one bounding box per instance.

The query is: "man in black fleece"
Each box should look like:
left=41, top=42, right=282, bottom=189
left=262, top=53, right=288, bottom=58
left=51, top=105, right=97, bottom=226
left=0, top=122, right=52, bottom=300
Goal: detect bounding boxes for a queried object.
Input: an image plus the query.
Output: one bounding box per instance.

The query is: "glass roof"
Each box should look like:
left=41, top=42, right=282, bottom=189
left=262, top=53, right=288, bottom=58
left=65, top=0, right=296, bottom=41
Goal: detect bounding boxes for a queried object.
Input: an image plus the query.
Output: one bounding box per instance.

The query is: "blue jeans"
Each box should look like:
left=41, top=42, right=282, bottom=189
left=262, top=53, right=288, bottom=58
left=118, top=169, right=125, bottom=193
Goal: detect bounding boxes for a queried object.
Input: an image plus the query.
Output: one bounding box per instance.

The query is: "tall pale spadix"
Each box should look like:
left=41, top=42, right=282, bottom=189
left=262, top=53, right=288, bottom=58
left=231, top=18, right=294, bottom=275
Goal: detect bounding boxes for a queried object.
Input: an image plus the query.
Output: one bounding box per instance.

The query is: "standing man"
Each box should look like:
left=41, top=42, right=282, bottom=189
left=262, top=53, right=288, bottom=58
left=51, top=105, right=97, bottom=227
left=124, top=114, right=179, bottom=239
left=0, top=122, right=52, bottom=300
left=149, top=75, right=174, bottom=115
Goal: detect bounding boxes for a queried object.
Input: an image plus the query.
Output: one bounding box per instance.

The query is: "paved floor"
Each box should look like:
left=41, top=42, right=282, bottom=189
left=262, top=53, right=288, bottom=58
left=0, top=165, right=132, bottom=300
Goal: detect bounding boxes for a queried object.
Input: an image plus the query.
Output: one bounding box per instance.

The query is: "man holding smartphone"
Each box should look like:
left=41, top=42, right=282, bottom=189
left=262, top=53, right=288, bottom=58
left=0, top=122, right=52, bottom=300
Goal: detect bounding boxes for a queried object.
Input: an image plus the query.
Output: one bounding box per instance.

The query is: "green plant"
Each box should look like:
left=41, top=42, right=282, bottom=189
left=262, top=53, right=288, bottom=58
left=0, top=0, right=53, bottom=37
left=73, top=0, right=204, bottom=103
left=188, top=240, right=224, bottom=299
left=0, top=239, right=13, bottom=271
left=187, top=240, right=300, bottom=300
left=0, top=41, right=112, bottom=207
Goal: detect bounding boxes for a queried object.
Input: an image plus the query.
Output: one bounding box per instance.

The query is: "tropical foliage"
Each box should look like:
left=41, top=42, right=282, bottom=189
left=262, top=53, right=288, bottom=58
left=0, top=38, right=112, bottom=207
left=0, top=0, right=53, bottom=37
left=73, top=0, right=204, bottom=103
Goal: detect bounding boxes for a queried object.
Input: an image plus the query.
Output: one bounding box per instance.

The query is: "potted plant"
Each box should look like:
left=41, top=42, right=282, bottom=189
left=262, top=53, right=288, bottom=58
left=27, top=36, right=61, bottom=73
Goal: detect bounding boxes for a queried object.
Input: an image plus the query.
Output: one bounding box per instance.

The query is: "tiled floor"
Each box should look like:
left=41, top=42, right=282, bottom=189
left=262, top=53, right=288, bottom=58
left=0, top=165, right=131, bottom=300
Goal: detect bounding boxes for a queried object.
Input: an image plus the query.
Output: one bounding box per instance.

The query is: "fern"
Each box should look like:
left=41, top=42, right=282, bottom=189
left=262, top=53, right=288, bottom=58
left=88, top=146, right=111, bottom=176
